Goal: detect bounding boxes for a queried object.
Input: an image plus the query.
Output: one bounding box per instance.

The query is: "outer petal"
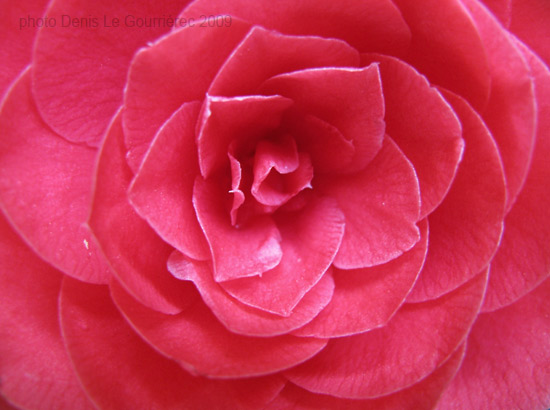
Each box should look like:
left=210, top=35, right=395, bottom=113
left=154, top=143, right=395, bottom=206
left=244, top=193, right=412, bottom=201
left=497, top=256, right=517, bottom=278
left=32, top=0, right=189, bottom=146
left=267, top=344, right=466, bottom=410
left=124, top=18, right=251, bottom=171
left=393, top=0, right=491, bottom=110
left=128, top=101, right=210, bottom=261
left=438, top=278, right=550, bottom=410
left=110, top=280, right=328, bottom=379
left=482, top=40, right=550, bottom=311
left=180, top=0, right=411, bottom=55
left=259, top=65, right=385, bottom=173
left=361, top=54, right=464, bottom=219
left=168, top=252, right=335, bottom=337
left=285, top=270, right=488, bottom=399
left=220, top=197, right=345, bottom=316
left=463, top=0, right=537, bottom=211
left=89, top=111, right=195, bottom=314
left=407, top=90, right=506, bottom=303
left=0, top=214, right=93, bottom=410
left=294, top=219, right=428, bottom=338
left=0, top=69, right=110, bottom=284
left=322, top=136, right=421, bottom=269
left=60, top=277, right=285, bottom=410
left=510, top=0, right=550, bottom=67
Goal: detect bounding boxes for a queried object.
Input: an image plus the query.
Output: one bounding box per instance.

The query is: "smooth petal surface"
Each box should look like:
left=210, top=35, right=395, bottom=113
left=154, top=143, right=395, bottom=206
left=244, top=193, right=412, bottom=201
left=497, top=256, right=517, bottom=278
left=438, top=278, right=550, bottom=410
left=33, top=0, right=188, bottom=146
left=129, top=101, right=210, bottom=261
left=89, top=112, right=196, bottom=314
left=322, top=137, right=420, bottom=269
left=168, top=252, right=335, bottom=337
left=260, top=65, right=385, bottom=173
left=193, top=178, right=283, bottom=282
left=267, top=344, right=466, bottom=410
left=60, top=277, right=285, bottom=410
left=294, top=219, right=428, bottom=338
left=407, top=90, right=506, bottom=302
left=393, top=0, right=491, bottom=110
left=0, top=69, right=110, bottom=284
left=285, top=271, right=487, bottom=399
left=361, top=54, right=464, bottom=218
left=220, top=197, right=345, bottom=316
left=124, top=18, right=251, bottom=171
left=110, top=280, right=328, bottom=379
left=463, top=0, right=536, bottom=211
left=510, top=0, right=550, bottom=67
left=208, top=25, right=360, bottom=97
left=482, top=41, right=550, bottom=311
left=0, top=214, right=93, bottom=410
left=180, top=0, right=411, bottom=55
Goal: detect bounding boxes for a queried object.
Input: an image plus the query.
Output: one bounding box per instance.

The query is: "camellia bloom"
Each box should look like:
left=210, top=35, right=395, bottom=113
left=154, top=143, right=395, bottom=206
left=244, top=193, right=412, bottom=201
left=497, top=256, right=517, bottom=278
left=0, top=0, right=549, bottom=408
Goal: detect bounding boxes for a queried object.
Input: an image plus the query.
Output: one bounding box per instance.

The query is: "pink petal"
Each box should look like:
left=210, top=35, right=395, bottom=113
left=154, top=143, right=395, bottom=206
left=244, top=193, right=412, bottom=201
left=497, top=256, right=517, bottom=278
left=483, top=0, right=512, bottom=26
left=110, top=280, right=328, bottom=378
left=0, top=69, right=110, bottom=284
left=482, top=40, right=550, bottom=311
left=361, top=54, right=464, bottom=219
left=285, top=270, right=488, bottom=399
left=0, top=0, right=49, bottom=97
left=128, top=101, right=210, bottom=261
left=32, top=0, right=188, bottom=146
left=220, top=196, right=345, bottom=316
left=180, top=0, right=411, bottom=55
left=193, top=177, right=283, bottom=282
left=294, top=219, right=428, bottom=338
left=267, top=344, right=466, bottom=410
left=260, top=65, right=385, bottom=173
left=208, top=25, right=360, bottom=97
left=168, top=252, right=335, bottom=337
left=89, top=111, right=196, bottom=314
left=510, top=0, right=550, bottom=67
left=407, top=90, right=506, bottom=303
left=124, top=18, right=251, bottom=172
left=59, top=276, right=285, bottom=409
left=322, top=136, right=421, bottom=269
left=438, top=278, right=550, bottom=410
left=0, top=214, right=93, bottom=410
left=197, top=94, right=293, bottom=178
left=463, top=0, right=537, bottom=211
left=392, top=0, right=491, bottom=110
left=228, top=150, right=246, bottom=226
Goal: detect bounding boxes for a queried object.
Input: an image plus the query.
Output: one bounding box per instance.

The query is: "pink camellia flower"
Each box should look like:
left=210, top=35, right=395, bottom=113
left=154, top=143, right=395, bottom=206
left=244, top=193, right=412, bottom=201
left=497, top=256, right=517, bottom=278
left=1, top=0, right=549, bottom=408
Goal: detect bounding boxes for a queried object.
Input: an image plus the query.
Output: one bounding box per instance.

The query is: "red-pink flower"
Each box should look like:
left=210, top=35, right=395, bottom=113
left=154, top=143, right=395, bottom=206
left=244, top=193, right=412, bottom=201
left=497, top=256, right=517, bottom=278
left=1, top=0, right=549, bottom=409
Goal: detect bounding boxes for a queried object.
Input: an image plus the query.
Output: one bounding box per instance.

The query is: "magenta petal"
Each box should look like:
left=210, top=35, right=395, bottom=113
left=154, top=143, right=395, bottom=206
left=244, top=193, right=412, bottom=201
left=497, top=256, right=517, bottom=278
left=439, top=278, right=550, bottom=410
left=168, top=252, right=335, bottom=337
left=89, top=112, right=196, bottom=314
left=393, top=0, right=491, bottom=110
left=463, top=0, right=537, bottom=212
left=407, top=90, right=506, bottom=303
left=482, top=41, right=550, bottom=312
left=208, top=25, right=359, bottom=97
left=362, top=54, right=464, bottom=219
left=509, top=0, right=550, bottom=67
left=0, top=69, right=110, bottom=284
left=323, top=136, right=421, bottom=269
left=32, top=0, right=187, bottom=146
left=193, top=177, right=282, bottom=282
left=267, top=344, right=465, bottom=410
left=128, top=101, right=210, bottom=261
left=294, top=219, right=428, bottom=338
left=260, top=65, right=385, bottom=173
left=197, top=94, right=293, bottom=178
left=180, top=0, right=411, bottom=55
left=124, top=18, right=251, bottom=172
left=110, top=280, right=328, bottom=378
left=285, top=270, right=487, bottom=399
left=220, top=197, right=345, bottom=316
left=60, top=277, right=285, bottom=409
left=0, top=215, right=93, bottom=409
